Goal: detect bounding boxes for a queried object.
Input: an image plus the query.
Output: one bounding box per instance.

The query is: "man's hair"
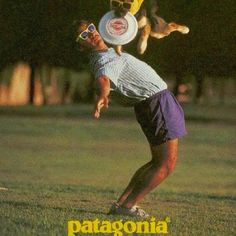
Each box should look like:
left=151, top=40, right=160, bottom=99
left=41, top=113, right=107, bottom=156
left=73, top=19, right=91, bottom=40
left=72, top=19, right=93, bottom=52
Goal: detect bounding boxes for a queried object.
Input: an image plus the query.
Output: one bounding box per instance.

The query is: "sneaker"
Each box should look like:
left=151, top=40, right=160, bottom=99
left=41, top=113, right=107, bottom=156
left=108, top=202, right=150, bottom=218
left=108, top=202, right=120, bottom=215
left=131, top=205, right=150, bottom=218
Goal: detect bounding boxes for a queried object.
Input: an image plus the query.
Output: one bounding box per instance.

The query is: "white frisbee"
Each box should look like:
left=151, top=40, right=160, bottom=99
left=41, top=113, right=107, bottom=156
left=98, top=10, right=138, bottom=45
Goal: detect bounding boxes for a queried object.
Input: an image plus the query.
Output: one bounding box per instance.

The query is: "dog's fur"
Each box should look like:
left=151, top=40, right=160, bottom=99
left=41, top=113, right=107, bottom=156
left=110, top=0, right=189, bottom=55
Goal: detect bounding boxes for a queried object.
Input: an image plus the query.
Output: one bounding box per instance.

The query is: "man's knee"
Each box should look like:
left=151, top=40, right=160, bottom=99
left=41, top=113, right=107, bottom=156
left=151, top=152, right=177, bottom=173
left=150, top=139, right=178, bottom=173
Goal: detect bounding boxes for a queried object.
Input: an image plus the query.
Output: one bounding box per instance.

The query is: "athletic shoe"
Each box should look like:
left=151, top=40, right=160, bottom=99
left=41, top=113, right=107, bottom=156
left=108, top=202, right=150, bottom=218
left=108, top=202, right=120, bottom=215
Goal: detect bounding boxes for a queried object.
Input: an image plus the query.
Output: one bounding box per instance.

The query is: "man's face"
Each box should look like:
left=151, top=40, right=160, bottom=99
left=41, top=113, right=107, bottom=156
left=77, top=23, right=104, bottom=50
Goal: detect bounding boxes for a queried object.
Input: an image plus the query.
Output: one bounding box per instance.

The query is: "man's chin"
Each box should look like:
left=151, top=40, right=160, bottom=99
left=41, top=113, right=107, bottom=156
left=97, top=39, right=106, bottom=47
left=95, top=37, right=103, bottom=44
left=91, top=38, right=106, bottom=51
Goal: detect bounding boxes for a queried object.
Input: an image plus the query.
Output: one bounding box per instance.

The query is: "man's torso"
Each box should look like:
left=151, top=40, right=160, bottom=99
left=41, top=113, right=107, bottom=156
left=90, top=48, right=167, bottom=105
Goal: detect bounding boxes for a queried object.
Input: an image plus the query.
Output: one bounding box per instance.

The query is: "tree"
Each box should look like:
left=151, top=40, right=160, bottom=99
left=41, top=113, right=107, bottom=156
left=0, top=0, right=109, bottom=103
left=0, top=0, right=235, bottom=104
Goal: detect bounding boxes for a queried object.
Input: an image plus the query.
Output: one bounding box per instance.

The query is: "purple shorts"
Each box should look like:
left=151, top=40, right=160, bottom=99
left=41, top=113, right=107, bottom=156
left=134, top=89, right=187, bottom=146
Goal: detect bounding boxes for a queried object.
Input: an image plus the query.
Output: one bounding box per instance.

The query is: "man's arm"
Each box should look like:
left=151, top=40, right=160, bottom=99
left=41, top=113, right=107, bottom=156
left=94, top=75, right=110, bottom=119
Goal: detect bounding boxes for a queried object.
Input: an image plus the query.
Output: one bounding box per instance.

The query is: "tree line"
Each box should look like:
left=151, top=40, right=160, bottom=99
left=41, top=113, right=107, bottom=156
left=0, top=0, right=235, bottom=104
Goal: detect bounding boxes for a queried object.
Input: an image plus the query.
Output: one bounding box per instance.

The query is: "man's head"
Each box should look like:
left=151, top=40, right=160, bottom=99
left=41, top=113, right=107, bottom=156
left=75, top=20, right=107, bottom=51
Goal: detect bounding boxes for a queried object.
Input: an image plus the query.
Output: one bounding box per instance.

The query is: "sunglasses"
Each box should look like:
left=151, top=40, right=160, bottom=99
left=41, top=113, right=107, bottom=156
left=111, top=0, right=133, bottom=10
left=76, top=23, right=96, bottom=41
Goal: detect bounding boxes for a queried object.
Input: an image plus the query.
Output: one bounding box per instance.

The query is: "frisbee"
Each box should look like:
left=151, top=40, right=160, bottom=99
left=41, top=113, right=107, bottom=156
left=98, top=10, right=138, bottom=45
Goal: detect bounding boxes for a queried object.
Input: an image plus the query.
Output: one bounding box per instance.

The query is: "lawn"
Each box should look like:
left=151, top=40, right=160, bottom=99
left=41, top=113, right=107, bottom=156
left=0, top=104, right=235, bottom=236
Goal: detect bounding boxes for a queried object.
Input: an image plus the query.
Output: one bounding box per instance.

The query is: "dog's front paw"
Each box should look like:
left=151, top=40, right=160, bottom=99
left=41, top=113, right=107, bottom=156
left=137, top=38, right=148, bottom=54
left=137, top=24, right=151, bottom=54
left=114, top=45, right=122, bottom=56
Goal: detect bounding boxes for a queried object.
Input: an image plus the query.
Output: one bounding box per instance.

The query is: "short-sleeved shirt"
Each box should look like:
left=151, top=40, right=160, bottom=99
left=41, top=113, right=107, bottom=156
left=89, top=48, right=167, bottom=105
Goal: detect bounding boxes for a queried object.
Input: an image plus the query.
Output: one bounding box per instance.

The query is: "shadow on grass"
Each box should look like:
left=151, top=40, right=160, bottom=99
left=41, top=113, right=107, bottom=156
left=155, top=191, right=236, bottom=203
left=0, top=104, right=235, bottom=124
left=184, top=115, right=236, bottom=125
left=76, top=208, right=107, bottom=215
left=0, top=199, right=107, bottom=216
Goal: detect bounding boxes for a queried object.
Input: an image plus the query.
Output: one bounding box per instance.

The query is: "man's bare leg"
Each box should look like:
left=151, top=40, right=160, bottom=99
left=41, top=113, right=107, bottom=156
left=117, top=139, right=178, bottom=208
left=117, top=161, right=152, bottom=205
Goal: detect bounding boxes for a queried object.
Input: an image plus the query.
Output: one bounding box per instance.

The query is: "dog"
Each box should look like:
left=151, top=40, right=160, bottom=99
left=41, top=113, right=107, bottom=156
left=110, top=0, right=189, bottom=55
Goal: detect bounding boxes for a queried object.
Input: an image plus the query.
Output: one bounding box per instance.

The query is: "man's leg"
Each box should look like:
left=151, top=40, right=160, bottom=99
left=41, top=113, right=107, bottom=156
left=117, top=161, right=152, bottom=205
left=118, top=139, right=178, bottom=208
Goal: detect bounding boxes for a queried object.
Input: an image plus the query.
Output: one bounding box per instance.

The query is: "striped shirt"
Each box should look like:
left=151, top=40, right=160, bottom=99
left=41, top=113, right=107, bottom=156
left=89, top=48, right=167, bottom=105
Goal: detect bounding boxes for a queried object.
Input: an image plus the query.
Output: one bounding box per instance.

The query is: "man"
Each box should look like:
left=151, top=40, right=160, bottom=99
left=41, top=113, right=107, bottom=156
left=75, top=20, right=186, bottom=218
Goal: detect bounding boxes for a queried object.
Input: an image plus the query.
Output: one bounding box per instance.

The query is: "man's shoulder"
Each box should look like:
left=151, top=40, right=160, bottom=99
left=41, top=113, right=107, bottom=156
left=91, top=48, right=127, bottom=66
left=90, top=48, right=113, bottom=61
left=122, top=51, right=143, bottom=64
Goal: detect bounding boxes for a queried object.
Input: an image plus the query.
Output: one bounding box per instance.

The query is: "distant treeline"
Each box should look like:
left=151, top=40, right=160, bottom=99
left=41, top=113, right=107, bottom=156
left=0, top=0, right=235, bottom=104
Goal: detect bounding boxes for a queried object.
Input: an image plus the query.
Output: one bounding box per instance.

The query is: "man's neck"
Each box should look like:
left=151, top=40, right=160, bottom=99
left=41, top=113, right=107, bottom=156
left=95, top=48, right=109, bottom=52
left=94, top=42, right=109, bottom=52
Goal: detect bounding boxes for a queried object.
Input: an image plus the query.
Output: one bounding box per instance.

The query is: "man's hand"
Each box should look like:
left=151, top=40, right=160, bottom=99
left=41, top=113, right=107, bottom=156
left=94, top=75, right=110, bottom=119
left=94, top=96, right=109, bottom=118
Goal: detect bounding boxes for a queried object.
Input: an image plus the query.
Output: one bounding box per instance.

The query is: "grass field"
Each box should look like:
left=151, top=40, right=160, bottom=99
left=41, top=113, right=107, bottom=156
left=0, top=104, right=235, bottom=236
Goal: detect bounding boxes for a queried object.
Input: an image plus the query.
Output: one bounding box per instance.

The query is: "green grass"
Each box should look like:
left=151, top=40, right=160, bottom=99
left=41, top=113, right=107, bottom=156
left=0, top=104, right=235, bottom=236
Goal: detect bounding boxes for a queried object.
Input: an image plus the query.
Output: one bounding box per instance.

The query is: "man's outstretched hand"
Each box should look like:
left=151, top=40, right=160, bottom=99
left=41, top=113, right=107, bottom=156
left=94, top=96, right=109, bottom=118
left=94, top=75, right=110, bottom=118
